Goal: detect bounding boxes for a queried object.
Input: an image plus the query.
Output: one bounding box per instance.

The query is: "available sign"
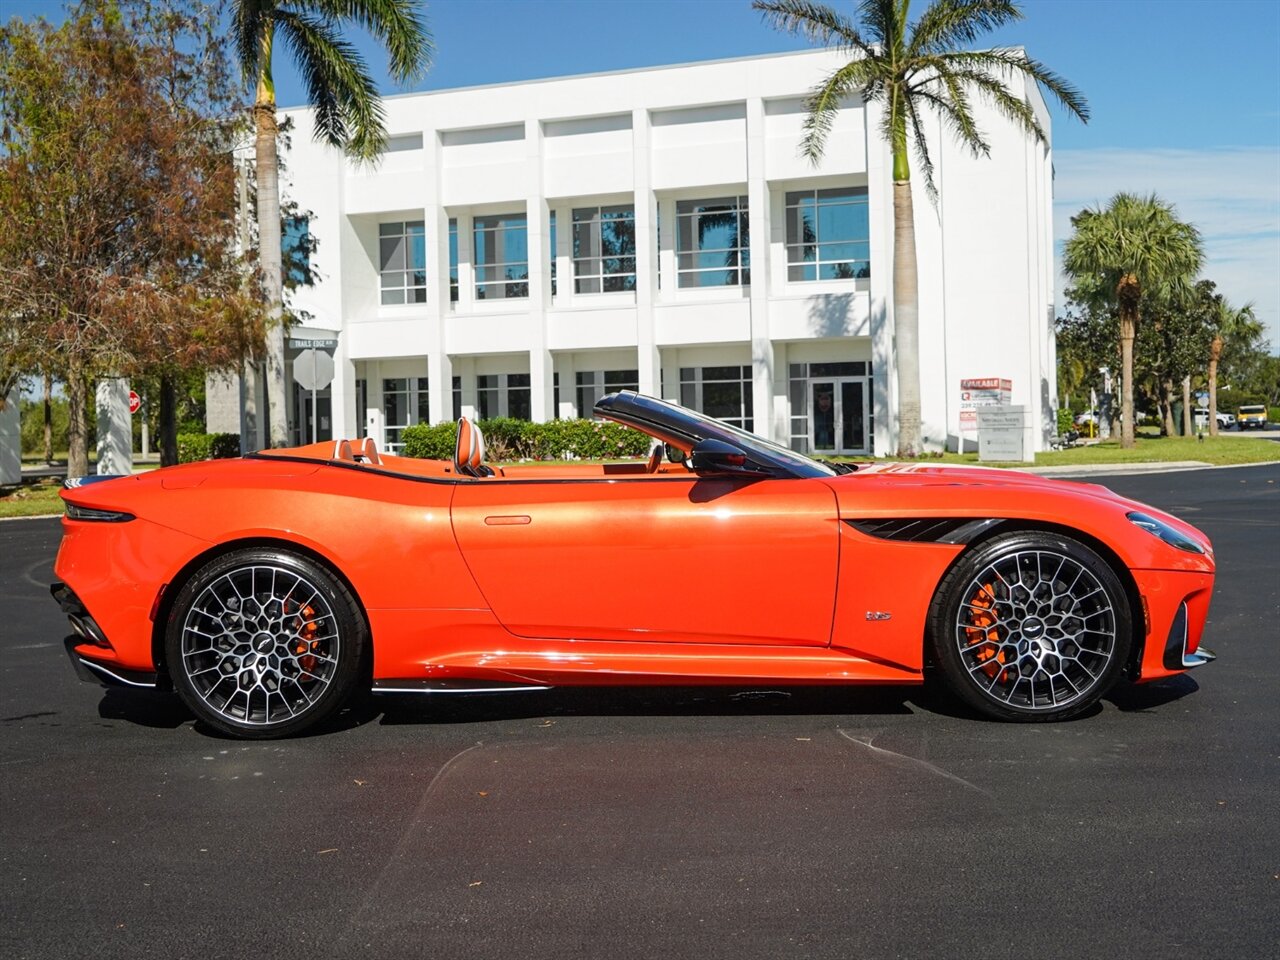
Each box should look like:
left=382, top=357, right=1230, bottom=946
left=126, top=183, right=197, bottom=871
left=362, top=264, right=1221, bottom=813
left=959, top=378, right=1012, bottom=432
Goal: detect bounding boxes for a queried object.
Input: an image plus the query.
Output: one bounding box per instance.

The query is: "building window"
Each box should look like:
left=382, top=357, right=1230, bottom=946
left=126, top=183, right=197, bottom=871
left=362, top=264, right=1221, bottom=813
left=382, top=377, right=428, bottom=451
left=576, top=369, right=639, bottom=417
left=679, top=365, right=753, bottom=432
left=676, top=196, right=749, bottom=288
left=283, top=215, right=312, bottom=287
left=379, top=221, right=426, bottom=304
left=785, top=187, right=870, bottom=282
left=381, top=376, right=462, bottom=451
left=355, top=378, right=368, bottom=438
left=573, top=205, right=636, bottom=293
left=476, top=373, right=531, bottom=420
left=448, top=219, right=458, bottom=303
left=474, top=214, right=528, bottom=300
left=788, top=361, right=873, bottom=455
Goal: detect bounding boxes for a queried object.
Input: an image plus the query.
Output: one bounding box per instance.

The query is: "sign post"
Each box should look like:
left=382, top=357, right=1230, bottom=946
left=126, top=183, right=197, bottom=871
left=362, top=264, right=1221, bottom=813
left=292, top=348, right=335, bottom=445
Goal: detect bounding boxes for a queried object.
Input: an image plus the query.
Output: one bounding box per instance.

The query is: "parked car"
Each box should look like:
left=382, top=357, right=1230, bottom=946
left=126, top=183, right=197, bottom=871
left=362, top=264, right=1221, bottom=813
left=1193, top=409, right=1235, bottom=430
left=52, top=391, right=1217, bottom=738
left=1236, top=405, right=1268, bottom=430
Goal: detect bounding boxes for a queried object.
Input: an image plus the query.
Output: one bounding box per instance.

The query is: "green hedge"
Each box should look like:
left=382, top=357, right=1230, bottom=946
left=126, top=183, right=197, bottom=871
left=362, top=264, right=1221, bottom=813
left=400, top=418, right=652, bottom=461
left=177, top=432, right=240, bottom=463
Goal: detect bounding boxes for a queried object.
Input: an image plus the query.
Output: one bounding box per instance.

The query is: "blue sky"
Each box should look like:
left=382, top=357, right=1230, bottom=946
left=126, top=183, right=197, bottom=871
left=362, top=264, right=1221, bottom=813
left=9, top=0, right=1280, bottom=350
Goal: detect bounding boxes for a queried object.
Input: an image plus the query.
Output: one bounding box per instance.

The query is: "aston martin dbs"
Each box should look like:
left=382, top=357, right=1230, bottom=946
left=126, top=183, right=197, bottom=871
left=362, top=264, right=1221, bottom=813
left=52, top=391, right=1216, bottom=738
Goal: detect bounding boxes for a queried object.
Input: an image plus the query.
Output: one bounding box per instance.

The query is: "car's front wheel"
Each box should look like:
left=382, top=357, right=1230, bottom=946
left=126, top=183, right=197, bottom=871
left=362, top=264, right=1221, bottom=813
left=164, top=548, right=366, bottom=739
left=928, top=531, right=1132, bottom=722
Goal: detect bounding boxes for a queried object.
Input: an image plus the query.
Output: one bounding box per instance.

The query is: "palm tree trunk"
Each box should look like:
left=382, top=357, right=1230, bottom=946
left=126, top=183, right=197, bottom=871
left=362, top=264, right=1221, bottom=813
left=1118, top=311, right=1135, bottom=448
left=1181, top=376, right=1193, bottom=436
left=42, top=372, right=53, bottom=465
left=254, top=28, right=287, bottom=448
left=893, top=179, right=921, bottom=457
left=66, top=354, right=88, bottom=477
left=1161, top=379, right=1174, bottom=436
left=1208, top=336, right=1222, bottom=437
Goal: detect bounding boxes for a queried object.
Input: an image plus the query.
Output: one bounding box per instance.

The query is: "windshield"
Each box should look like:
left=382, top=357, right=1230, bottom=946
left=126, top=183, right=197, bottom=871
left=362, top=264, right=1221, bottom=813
left=1240, top=406, right=1265, bottom=414
left=597, top=391, right=836, bottom=478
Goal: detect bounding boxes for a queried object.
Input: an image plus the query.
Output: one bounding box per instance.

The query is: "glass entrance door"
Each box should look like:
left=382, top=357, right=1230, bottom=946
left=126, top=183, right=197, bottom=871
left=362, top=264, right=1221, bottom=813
left=810, top=378, right=868, bottom=455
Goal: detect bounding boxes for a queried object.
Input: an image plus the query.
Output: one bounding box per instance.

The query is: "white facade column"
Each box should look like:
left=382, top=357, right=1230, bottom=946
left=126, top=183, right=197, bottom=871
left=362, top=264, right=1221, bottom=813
left=557, top=353, right=578, bottom=419
left=95, top=378, right=132, bottom=475
left=632, top=107, right=660, bottom=397
left=526, top=117, right=553, bottom=422
left=0, top=389, right=20, bottom=485
left=745, top=96, right=774, bottom=440
left=656, top=197, right=676, bottom=304
left=425, top=125, right=454, bottom=425
left=455, top=356, right=478, bottom=420
left=364, top=363, right=385, bottom=449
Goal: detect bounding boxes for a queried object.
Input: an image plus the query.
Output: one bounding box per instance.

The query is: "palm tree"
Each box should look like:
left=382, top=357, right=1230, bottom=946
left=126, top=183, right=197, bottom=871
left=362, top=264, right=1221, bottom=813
left=754, top=0, right=1087, bottom=456
left=231, top=0, right=432, bottom=447
left=1206, top=296, right=1260, bottom=436
left=1062, top=193, right=1202, bottom=448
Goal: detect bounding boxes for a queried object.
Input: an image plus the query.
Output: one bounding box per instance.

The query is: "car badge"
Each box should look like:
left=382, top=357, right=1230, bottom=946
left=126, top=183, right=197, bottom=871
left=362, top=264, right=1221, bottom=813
left=865, top=611, right=892, bottom=621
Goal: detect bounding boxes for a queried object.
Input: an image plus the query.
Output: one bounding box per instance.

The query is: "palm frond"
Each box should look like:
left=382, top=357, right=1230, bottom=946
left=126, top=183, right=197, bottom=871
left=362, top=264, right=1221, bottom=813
left=752, top=0, right=879, bottom=57
left=276, top=10, right=385, bottom=161
left=305, top=0, right=433, bottom=83
left=907, top=0, right=1022, bottom=57
left=909, top=82, right=990, bottom=158
left=902, top=95, right=938, bottom=200
left=937, top=47, right=1089, bottom=122
left=801, top=57, right=878, bottom=164
left=232, top=0, right=270, bottom=90
left=930, top=63, right=1044, bottom=144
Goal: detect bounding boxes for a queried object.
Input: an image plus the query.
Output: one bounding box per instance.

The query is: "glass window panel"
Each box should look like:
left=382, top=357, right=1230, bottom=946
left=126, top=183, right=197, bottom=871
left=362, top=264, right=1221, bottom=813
left=380, top=236, right=405, bottom=271
left=680, top=383, right=696, bottom=408
left=817, top=186, right=865, bottom=203
left=788, top=263, right=816, bottom=283
left=604, top=369, right=639, bottom=387
left=817, top=241, right=869, bottom=262
left=575, top=276, right=601, bottom=294
left=381, top=289, right=405, bottom=305
left=702, top=382, right=742, bottom=421
left=409, top=233, right=426, bottom=269
left=417, top=387, right=430, bottom=424
left=410, top=287, right=427, bottom=303
left=603, top=274, right=636, bottom=292
left=378, top=222, right=398, bottom=236
left=703, top=365, right=740, bottom=381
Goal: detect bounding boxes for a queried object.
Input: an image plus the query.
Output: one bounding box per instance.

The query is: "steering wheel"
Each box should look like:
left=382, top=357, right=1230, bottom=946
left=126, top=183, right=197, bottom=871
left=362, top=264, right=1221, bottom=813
left=646, top=442, right=663, bottom=474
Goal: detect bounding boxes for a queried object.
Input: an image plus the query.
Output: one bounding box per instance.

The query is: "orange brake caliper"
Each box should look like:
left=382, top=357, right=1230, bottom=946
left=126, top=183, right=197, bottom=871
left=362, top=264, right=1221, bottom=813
left=965, top=584, right=1006, bottom=680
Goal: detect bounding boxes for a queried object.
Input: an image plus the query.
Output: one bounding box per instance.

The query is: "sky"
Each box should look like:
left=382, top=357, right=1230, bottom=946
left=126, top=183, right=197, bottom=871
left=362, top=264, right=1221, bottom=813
left=6, top=0, right=1280, bottom=351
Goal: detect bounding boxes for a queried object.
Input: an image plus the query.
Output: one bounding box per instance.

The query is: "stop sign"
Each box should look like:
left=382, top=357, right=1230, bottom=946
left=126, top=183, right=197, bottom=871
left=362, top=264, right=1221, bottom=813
left=128, top=391, right=141, bottom=415
left=293, top=349, right=335, bottom=392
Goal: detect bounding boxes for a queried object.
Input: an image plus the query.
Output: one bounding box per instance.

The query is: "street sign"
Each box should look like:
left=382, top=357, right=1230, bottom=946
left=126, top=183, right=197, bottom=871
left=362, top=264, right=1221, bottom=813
left=287, top=338, right=339, bottom=351
left=293, top=349, right=335, bottom=392
left=128, top=391, right=141, bottom=415
left=978, top=405, right=1028, bottom=462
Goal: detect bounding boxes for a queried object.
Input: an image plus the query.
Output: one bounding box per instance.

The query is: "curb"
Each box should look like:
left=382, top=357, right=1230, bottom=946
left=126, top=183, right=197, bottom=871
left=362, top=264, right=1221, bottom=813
left=0, top=513, right=62, bottom=523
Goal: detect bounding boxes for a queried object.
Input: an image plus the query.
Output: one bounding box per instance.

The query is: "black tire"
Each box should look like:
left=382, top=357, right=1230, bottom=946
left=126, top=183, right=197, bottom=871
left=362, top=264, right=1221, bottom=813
left=927, top=531, right=1131, bottom=722
left=164, top=548, right=367, bottom=739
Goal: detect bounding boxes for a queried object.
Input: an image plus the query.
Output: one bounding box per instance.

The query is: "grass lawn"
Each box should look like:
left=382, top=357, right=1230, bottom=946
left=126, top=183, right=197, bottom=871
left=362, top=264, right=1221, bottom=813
left=879, top=434, right=1280, bottom=468
left=0, top=480, right=65, bottom=519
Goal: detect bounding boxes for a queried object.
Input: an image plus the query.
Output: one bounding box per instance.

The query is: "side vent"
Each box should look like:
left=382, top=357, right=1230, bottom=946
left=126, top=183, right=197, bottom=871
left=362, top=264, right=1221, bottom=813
left=845, top=517, right=1001, bottom=544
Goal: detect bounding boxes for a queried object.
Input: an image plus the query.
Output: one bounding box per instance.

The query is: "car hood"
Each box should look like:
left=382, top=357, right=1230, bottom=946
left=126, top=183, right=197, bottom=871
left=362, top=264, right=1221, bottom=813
left=824, top=462, right=1212, bottom=570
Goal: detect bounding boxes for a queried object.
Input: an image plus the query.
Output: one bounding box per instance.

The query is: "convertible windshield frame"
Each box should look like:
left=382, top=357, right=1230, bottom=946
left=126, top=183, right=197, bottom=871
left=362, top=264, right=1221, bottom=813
left=594, top=391, right=836, bottom=479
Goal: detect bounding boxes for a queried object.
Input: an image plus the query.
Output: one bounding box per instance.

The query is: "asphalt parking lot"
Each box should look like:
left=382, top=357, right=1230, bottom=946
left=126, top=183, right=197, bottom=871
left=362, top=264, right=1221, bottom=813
left=2, top=464, right=1277, bottom=960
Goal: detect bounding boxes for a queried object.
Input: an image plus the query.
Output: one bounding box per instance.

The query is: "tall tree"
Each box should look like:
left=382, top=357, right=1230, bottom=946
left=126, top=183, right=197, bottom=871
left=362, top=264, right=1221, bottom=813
left=230, top=0, right=432, bottom=448
left=0, top=4, right=267, bottom=474
left=1062, top=193, right=1203, bottom=448
left=754, top=0, right=1087, bottom=455
left=1205, top=295, right=1261, bottom=436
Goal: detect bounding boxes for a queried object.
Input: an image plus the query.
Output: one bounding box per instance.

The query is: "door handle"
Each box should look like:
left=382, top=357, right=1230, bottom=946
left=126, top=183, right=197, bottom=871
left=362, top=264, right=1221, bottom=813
left=484, top=515, right=531, bottom=526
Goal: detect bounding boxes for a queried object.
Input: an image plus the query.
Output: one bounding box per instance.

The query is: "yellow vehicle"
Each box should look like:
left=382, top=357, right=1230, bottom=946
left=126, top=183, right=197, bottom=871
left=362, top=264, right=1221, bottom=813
left=1237, top=405, right=1268, bottom=430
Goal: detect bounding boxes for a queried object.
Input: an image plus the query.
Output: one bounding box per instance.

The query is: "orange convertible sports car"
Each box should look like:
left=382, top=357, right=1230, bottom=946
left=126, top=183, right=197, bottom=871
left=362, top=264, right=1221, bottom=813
left=52, top=391, right=1216, bottom=738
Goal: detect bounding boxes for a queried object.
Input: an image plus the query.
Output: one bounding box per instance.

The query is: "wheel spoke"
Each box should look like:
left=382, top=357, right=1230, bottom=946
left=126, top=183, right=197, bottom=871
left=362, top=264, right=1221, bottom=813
left=180, top=563, right=342, bottom=728
left=955, top=549, right=1116, bottom=714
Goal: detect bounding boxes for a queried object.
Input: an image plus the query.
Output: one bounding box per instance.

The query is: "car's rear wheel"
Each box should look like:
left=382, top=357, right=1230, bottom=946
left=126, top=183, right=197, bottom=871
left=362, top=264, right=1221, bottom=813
left=928, top=531, right=1131, bottom=722
left=164, top=548, right=366, bottom=739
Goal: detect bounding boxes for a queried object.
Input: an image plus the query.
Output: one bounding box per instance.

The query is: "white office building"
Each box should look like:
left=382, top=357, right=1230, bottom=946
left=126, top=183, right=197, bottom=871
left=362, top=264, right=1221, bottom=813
left=210, top=48, right=1058, bottom=456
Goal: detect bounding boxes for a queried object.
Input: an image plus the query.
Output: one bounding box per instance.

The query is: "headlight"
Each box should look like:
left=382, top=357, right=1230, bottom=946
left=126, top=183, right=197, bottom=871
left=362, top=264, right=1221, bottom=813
left=65, top=503, right=135, bottom=522
left=1127, top=511, right=1204, bottom=554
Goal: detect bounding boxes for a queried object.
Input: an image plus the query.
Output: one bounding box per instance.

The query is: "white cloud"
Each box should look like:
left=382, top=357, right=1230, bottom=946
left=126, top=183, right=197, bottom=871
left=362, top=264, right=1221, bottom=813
left=1053, top=147, right=1280, bottom=352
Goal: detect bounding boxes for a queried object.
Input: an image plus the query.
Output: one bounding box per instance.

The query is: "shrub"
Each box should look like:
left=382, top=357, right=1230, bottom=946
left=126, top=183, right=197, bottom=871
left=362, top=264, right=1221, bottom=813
left=1055, top=409, right=1074, bottom=434
left=400, top=418, right=652, bottom=462
left=177, top=432, right=239, bottom=463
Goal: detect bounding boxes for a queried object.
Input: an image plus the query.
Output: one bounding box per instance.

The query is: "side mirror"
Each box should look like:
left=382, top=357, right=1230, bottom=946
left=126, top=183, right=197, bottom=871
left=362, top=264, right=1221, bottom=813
left=689, top=438, right=768, bottom=477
